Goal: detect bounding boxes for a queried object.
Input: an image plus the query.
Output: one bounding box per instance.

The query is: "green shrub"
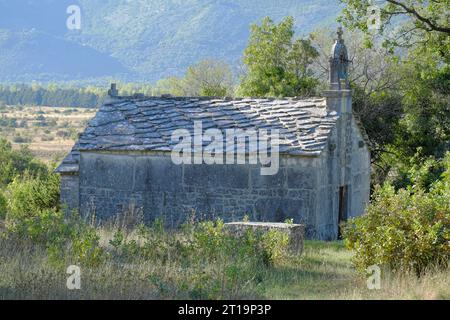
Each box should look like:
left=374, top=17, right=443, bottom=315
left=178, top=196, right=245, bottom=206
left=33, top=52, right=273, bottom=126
left=108, top=218, right=289, bottom=299
left=261, top=229, right=290, bottom=264
left=0, top=138, right=48, bottom=187
left=344, top=155, right=450, bottom=275
left=64, top=214, right=105, bottom=267
left=0, top=190, right=6, bottom=220
left=3, top=172, right=104, bottom=267
left=5, top=173, right=60, bottom=223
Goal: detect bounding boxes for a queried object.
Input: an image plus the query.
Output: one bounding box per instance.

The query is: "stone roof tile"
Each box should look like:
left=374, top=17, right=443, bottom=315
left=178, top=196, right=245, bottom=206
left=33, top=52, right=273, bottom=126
left=55, top=96, right=339, bottom=174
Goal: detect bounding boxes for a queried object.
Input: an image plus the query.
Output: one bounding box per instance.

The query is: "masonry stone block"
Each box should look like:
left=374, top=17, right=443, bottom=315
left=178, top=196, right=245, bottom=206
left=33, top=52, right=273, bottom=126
left=135, top=156, right=183, bottom=192
left=251, top=168, right=286, bottom=189
left=224, top=222, right=305, bottom=255
left=80, top=153, right=134, bottom=190
left=286, top=167, right=316, bottom=189
left=183, top=164, right=249, bottom=189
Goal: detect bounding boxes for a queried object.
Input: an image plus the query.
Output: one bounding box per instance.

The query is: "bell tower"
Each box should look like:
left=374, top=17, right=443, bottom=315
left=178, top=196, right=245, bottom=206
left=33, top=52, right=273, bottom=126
left=323, top=28, right=354, bottom=238
left=323, top=27, right=352, bottom=114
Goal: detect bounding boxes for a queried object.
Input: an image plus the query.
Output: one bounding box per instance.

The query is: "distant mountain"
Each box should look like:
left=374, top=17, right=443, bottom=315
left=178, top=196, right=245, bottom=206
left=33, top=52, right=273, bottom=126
left=0, top=0, right=341, bottom=82
left=0, top=29, right=128, bottom=82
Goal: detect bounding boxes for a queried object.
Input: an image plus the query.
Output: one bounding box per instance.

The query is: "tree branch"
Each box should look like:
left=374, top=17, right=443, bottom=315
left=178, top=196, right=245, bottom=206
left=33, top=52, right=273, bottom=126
left=386, top=0, right=450, bottom=34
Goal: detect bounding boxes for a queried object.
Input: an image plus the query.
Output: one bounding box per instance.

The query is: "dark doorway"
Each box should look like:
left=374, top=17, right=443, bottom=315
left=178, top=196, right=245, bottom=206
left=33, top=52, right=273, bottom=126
left=338, top=185, right=348, bottom=239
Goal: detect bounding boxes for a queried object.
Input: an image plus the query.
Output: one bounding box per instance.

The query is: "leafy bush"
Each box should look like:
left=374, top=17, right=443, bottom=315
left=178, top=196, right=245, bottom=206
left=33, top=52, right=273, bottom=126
left=0, top=190, right=6, bottom=220
left=344, top=153, right=450, bottom=275
left=63, top=213, right=105, bottom=267
left=5, top=173, right=60, bottom=223
left=3, top=172, right=104, bottom=267
left=0, top=138, right=48, bottom=187
left=193, top=219, right=289, bottom=266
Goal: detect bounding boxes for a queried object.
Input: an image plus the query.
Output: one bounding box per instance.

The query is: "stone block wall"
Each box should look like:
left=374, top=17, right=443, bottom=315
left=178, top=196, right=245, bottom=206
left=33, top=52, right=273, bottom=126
left=349, top=117, right=371, bottom=218
left=76, top=152, right=331, bottom=238
left=60, top=174, right=79, bottom=213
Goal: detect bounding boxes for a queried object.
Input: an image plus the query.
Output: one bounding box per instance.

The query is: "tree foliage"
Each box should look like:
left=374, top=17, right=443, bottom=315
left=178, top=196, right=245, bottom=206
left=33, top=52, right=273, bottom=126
left=339, top=0, right=450, bottom=59
left=153, top=59, right=234, bottom=97
left=337, top=0, right=450, bottom=187
left=238, top=17, right=319, bottom=97
left=0, top=84, right=106, bottom=108
left=396, top=51, right=450, bottom=159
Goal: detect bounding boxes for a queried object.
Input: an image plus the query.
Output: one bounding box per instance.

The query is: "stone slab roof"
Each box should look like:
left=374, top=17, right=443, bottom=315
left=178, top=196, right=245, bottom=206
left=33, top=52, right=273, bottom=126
left=55, top=96, right=339, bottom=174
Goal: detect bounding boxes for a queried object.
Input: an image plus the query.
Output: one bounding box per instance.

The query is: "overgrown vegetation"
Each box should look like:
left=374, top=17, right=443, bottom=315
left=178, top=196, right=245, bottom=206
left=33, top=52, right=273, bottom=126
left=0, top=143, right=449, bottom=299
left=0, top=145, right=294, bottom=298
left=0, top=138, right=48, bottom=187
left=344, top=153, right=450, bottom=276
left=336, top=0, right=450, bottom=277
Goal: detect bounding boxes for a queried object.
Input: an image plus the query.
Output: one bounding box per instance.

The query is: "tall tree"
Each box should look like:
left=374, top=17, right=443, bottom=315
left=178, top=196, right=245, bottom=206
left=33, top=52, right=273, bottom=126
left=153, top=59, right=234, bottom=97
left=184, top=60, right=234, bottom=97
left=238, top=17, right=319, bottom=97
left=288, top=38, right=320, bottom=96
left=339, top=1, right=450, bottom=187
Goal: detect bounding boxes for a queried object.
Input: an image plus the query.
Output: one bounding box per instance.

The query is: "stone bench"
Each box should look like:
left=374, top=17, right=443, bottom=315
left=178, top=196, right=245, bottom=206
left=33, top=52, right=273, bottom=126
left=224, top=222, right=305, bottom=255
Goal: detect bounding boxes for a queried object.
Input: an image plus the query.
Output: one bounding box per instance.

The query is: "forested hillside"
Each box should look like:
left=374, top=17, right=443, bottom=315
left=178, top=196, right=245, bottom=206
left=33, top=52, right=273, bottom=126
left=0, top=0, right=340, bottom=82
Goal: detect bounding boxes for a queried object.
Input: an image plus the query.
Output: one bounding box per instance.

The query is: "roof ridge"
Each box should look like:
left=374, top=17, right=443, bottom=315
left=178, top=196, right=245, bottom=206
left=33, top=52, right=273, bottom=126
left=107, top=95, right=326, bottom=104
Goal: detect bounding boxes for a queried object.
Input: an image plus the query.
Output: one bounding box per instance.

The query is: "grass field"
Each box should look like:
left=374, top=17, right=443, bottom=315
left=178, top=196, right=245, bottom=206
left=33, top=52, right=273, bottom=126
left=0, top=232, right=448, bottom=300
left=0, top=105, right=96, bottom=163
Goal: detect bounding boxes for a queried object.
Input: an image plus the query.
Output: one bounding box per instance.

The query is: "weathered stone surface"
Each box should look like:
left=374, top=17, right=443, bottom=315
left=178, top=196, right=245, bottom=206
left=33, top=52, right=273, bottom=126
left=224, top=222, right=305, bottom=255
left=134, top=156, right=183, bottom=192
left=184, top=165, right=250, bottom=189
left=60, top=175, right=79, bottom=212
left=79, top=153, right=135, bottom=190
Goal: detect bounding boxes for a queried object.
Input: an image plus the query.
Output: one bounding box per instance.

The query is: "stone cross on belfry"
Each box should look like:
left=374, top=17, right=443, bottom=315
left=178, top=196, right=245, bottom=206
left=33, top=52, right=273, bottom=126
left=337, top=26, right=344, bottom=41
left=329, top=27, right=350, bottom=90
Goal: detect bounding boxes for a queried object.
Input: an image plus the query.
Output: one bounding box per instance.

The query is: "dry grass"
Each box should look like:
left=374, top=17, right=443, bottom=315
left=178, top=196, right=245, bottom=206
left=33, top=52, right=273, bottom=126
left=0, top=241, right=161, bottom=300
left=0, top=232, right=448, bottom=300
left=262, top=241, right=450, bottom=300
